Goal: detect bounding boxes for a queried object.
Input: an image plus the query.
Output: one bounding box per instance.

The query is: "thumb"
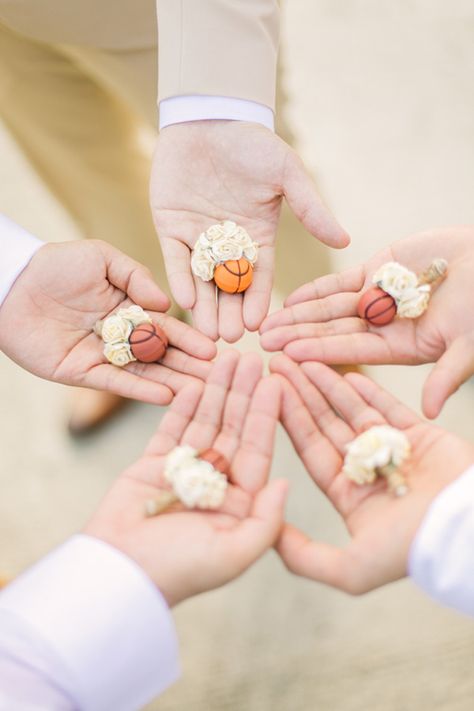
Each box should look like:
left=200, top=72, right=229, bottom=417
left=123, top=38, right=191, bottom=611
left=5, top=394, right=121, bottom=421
left=98, top=240, right=170, bottom=312
left=283, top=153, right=350, bottom=248
left=422, top=334, right=474, bottom=418
left=230, top=479, right=289, bottom=570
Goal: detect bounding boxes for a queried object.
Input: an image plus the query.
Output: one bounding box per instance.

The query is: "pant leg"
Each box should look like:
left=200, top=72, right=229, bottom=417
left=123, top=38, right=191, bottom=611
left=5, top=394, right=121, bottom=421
left=0, top=22, right=167, bottom=285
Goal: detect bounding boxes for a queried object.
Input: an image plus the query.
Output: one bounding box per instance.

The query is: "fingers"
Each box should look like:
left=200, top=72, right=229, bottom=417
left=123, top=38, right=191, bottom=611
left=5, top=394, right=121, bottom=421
left=243, top=244, right=275, bottom=332
left=126, top=359, right=204, bottom=396
left=192, top=277, right=219, bottom=341
left=260, top=292, right=360, bottom=335
left=220, top=479, right=289, bottom=573
left=159, top=237, right=196, bottom=310
left=271, top=355, right=354, bottom=455
left=97, top=240, right=170, bottom=312
left=181, top=350, right=240, bottom=449
left=345, top=371, right=421, bottom=429
left=86, top=362, right=174, bottom=405
left=284, top=332, right=393, bottom=364
left=144, top=382, right=204, bottom=456
left=160, top=347, right=212, bottom=382
left=283, top=153, right=350, bottom=249
left=232, top=375, right=282, bottom=494
left=218, top=291, right=245, bottom=343
left=260, top=318, right=366, bottom=352
left=422, top=334, right=474, bottom=419
left=276, top=524, right=359, bottom=592
left=300, top=362, right=386, bottom=433
left=152, top=311, right=217, bottom=360
left=284, top=265, right=365, bottom=308
left=212, top=352, right=264, bottom=462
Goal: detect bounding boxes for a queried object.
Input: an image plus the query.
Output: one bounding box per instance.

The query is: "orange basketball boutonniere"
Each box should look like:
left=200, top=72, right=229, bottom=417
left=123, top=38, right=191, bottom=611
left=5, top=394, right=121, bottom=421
left=357, top=259, right=447, bottom=327
left=191, top=221, right=258, bottom=294
left=94, top=305, right=168, bottom=367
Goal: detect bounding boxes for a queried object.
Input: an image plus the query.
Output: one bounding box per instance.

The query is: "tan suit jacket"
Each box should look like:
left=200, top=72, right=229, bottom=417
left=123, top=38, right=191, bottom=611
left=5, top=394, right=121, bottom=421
left=157, top=0, right=279, bottom=108
left=0, top=0, right=280, bottom=109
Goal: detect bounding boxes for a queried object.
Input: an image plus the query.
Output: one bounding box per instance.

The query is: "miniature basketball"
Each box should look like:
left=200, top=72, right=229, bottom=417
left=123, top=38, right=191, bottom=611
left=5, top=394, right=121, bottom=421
left=200, top=448, right=230, bottom=475
left=129, top=322, right=168, bottom=363
left=357, top=286, right=397, bottom=326
left=214, top=258, right=253, bottom=294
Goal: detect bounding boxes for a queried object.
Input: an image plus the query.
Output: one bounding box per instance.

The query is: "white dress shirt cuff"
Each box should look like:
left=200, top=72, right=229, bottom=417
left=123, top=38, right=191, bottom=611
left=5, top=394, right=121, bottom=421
left=159, top=95, right=275, bottom=131
left=409, top=464, right=474, bottom=615
left=0, top=214, right=43, bottom=307
left=0, top=535, right=180, bottom=711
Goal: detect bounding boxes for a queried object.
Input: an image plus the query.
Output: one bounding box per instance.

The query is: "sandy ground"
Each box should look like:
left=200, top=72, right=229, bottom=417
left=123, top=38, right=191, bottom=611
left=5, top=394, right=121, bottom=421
left=1, top=1, right=474, bottom=709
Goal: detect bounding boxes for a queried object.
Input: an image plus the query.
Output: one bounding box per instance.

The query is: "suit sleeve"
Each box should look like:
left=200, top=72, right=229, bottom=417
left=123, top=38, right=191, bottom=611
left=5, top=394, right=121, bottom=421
left=0, top=214, right=42, bottom=307
left=156, top=0, right=280, bottom=110
left=409, top=464, right=474, bottom=616
left=0, top=535, right=180, bottom=710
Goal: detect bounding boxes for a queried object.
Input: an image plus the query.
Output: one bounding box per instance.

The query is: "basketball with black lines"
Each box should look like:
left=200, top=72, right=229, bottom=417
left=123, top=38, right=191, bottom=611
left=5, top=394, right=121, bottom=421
left=357, top=286, right=397, bottom=326
left=129, top=322, right=168, bottom=362
left=214, top=258, right=253, bottom=294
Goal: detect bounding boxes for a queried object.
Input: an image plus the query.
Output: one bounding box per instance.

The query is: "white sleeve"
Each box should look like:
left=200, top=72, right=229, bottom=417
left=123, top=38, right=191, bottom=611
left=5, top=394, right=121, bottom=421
left=0, top=214, right=43, bottom=307
left=159, top=95, right=275, bottom=131
left=409, top=464, right=474, bottom=616
left=0, top=535, right=180, bottom=711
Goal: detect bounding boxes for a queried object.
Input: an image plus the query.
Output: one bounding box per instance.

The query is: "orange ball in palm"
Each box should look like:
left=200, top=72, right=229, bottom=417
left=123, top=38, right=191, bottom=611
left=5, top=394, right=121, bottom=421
left=129, top=322, right=168, bottom=362
left=214, top=258, right=253, bottom=294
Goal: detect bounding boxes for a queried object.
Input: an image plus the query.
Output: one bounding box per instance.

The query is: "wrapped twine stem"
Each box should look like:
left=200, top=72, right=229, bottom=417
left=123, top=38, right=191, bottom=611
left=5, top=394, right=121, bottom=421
left=378, top=463, right=409, bottom=497
left=145, top=491, right=179, bottom=517
left=417, top=258, right=448, bottom=286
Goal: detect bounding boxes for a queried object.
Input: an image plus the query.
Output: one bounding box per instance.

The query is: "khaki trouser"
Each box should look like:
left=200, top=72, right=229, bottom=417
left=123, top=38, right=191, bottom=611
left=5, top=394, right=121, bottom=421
left=0, top=1, right=330, bottom=298
left=0, top=2, right=165, bottom=279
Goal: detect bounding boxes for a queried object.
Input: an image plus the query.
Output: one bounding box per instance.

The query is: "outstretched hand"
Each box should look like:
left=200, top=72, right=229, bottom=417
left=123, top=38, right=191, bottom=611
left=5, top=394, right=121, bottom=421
left=270, top=355, right=474, bottom=594
left=261, top=226, right=474, bottom=417
left=85, top=351, right=288, bottom=606
left=151, top=121, right=349, bottom=343
left=0, top=240, right=217, bottom=404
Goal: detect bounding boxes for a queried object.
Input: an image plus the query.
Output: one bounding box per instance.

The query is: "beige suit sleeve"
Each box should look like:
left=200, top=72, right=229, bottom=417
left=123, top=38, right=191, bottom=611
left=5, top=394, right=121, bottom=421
left=156, top=0, right=279, bottom=110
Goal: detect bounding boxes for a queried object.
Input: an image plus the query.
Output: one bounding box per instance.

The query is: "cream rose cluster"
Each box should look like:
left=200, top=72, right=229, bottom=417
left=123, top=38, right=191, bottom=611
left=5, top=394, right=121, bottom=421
left=372, top=262, right=431, bottom=319
left=99, top=305, right=151, bottom=367
left=164, top=445, right=228, bottom=509
left=343, top=425, right=411, bottom=495
left=191, top=220, right=259, bottom=282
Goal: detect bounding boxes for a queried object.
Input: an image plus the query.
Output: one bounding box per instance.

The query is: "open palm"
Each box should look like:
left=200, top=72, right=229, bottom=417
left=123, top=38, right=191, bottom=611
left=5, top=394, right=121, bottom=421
left=150, top=121, right=349, bottom=343
left=0, top=240, right=217, bottom=404
left=270, top=355, right=474, bottom=594
left=261, top=226, right=474, bottom=417
left=85, top=351, right=287, bottom=606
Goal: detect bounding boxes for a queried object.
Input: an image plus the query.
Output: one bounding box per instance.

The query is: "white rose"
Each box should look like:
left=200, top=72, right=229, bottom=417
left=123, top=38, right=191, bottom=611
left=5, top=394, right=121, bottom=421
left=101, top=315, right=132, bottom=343
left=225, top=223, right=256, bottom=248
left=164, top=445, right=198, bottom=479
left=372, top=262, right=418, bottom=301
left=117, top=304, right=151, bottom=327
left=221, top=220, right=239, bottom=236
left=343, top=425, right=410, bottom=485
left=397, top=285, right=431, bottom=318
left=211, top=236, right=243, bottom=262
left=243, top=241, right=259, bottom=264
left=168, top=459, right=227, bottom=509
left=191, top=249, right=215, bottom=281
left=103, top=341, right=135, bottom=367
left=203, top=224, right=226, bottom=243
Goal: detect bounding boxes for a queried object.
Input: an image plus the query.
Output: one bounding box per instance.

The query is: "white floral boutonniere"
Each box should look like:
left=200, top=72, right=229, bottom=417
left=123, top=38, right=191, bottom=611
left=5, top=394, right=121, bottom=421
left=343, top=425, right=411, bottom=496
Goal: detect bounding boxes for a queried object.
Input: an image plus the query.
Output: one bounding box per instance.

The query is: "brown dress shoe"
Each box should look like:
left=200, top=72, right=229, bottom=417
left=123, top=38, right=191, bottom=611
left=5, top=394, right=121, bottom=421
left=68, top=388, right=128, bottom=436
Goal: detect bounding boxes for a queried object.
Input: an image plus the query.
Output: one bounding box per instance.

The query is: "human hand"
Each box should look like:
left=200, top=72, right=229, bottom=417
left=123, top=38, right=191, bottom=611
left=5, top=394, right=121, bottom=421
left=260, top=226, right=474, bottom=417
left=85, top=350, right=288, bottom=606
left=270, top=355, right=474, bottom=594
left=0, top=240, right=217, bottom=404
left=150, top=121, right=349, bottom=342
